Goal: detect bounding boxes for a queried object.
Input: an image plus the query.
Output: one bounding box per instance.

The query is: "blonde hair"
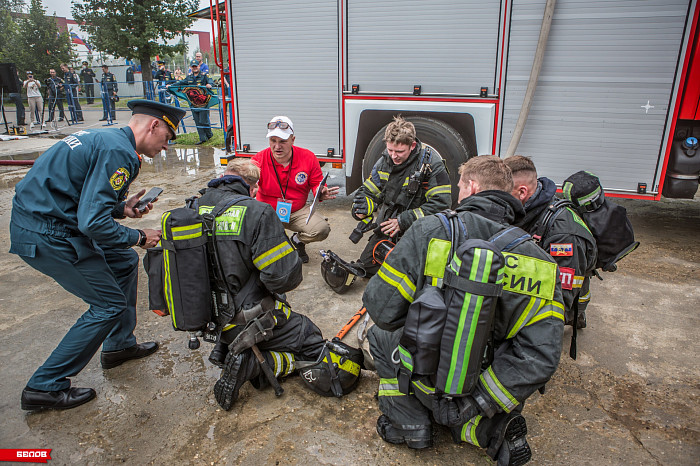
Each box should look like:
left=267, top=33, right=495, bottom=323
left=384, top=116, right=416, bottom=146
left=458, top=155, right=513, bottom=192
left=226, top=159, right=260, bottom=186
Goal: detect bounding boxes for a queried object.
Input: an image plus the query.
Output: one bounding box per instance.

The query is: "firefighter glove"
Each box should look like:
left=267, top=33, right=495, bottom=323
left=352, top=196, right=374, bottom=217
left=432, top=396, right=480, bottom=427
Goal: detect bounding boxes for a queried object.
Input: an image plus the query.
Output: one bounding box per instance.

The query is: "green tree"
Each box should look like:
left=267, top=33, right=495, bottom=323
left=72, top=0, right=197, bottom=81
left=0, top=1, right=25, bottom=66
left=9, top=0, right=74, bottom=79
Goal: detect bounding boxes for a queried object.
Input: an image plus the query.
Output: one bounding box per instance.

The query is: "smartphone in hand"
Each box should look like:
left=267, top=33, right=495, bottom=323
left=135, top=187, right=163, bottom=213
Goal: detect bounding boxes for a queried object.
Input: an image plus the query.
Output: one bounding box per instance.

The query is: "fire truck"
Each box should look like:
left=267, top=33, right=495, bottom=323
left=196, top=0, right=699, bottom=200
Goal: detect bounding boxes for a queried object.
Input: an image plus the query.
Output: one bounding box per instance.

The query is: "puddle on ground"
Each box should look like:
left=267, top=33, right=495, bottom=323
left=0, top=151, right=44, bottom=162
left=0, top=147, right=229, bottom=189
left=138, top=147, right=226, bottom=176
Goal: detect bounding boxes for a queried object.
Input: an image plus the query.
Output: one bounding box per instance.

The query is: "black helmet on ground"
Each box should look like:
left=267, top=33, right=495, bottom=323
left=296, top=338, right=364, bottom=397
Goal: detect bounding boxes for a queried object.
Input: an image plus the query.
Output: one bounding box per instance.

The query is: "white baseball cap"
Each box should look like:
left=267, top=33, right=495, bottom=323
left=266, top=116, right=294, bottom=140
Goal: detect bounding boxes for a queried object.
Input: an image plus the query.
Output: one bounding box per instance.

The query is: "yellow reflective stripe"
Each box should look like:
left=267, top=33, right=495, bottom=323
left=579, top=291, right=591, bottom=303
left=253, top=241, right=294, bottom=270
left=160, top=213, right=177, bottom=325
left=378, top=262, right=416, bottom=303
left=282, top=352, right=294, bottom=376
left=271, top=351, right=283, bottom=376
left=378, top=378, right=404, bottom=397
left=425, top=184, right=451, bottom=198
left=412, top=379, right=435, bottom=395
left=403, top=177, right=409, bottom=187
left=572, top=275, right=584, bottom=288
left=366, top=197, right=375, bottom=214
left=275, top=300, right=291, bottom=318
left=324, top=352, right=361, bottom=377
left=363, top=178, right=380, bottom=196
left=412, top=207, right=424, bottom=220
left=222, top=323, right=237, bottom=332
left=170, top=223, right=203, bottom=240
left=377, top=171, right=389, bottom=181
left=526, top=300, right=565, bottom=326
left=460, top=415, right=482, bottom=446
left=480, top=366, right=519, bottom=413
left=506, top=297, right=541, bottom=339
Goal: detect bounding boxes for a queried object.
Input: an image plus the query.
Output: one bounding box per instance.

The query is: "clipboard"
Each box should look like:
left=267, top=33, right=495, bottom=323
left=306, top=172, right=330, bottom=224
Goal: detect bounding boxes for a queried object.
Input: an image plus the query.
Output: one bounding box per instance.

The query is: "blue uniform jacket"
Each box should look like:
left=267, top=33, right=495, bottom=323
left=11, top=128, right=141, bottom=248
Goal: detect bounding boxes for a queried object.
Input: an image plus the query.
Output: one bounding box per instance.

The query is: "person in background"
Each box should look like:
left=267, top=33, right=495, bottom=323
left=60, top=63, right=83, bottom=122
left=100, top=64, right=118, bottom=121
left=23, top=71, right=43, bottom=129
left=171, top=60, right=214, bottom=144
left=10, top=69, right=25, bottom=126
left=80, top=61, right=96, bottom=104
left=188, top=51, right=209, bottom=75
left=45, top=68, right=66, bottom=123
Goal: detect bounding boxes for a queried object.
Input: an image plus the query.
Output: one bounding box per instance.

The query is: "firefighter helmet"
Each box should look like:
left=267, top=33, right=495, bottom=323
left=320, top=250, right=366, bottom=294
left=297, top=339, right=364, bottom=397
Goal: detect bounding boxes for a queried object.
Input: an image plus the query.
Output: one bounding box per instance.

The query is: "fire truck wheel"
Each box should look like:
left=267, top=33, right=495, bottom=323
left=363, top=116, right=470, bottom=206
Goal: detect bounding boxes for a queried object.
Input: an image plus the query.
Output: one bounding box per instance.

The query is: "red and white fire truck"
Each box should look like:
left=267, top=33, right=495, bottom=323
left=196, top=0, right=699, bottom=200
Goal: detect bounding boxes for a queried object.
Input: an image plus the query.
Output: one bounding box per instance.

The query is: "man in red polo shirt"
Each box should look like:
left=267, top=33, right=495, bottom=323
left=252, top=116, right=339, bottom=263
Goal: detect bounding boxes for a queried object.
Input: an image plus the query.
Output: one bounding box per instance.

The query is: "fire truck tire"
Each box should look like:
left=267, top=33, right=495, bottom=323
left=362, top=116, right=469, bottom=206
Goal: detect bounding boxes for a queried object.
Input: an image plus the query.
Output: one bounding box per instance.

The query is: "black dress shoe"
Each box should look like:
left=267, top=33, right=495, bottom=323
left=21, top=387, right=96, bottom=411
left=195, top=140, right=206, bottom=145
left=99, top=117, right=107, bottom=121
left=101, top=342, right=159, bottom=369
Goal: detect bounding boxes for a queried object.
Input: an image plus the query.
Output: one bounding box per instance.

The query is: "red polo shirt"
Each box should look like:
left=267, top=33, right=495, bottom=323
left=252, top=146, right=323, bottom=213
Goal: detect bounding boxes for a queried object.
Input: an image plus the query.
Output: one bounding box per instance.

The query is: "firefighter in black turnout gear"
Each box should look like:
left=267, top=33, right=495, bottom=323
left=195, top=159, right=325, bottom=411
left=350, top=116, right=451, bottom=277
left=364, top=156, right=564, bottom=465
left=505, top=156, right=596, bottom=329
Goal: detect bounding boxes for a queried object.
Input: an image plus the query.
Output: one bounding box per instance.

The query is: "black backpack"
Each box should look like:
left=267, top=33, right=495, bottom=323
left=533, top=171, right=639, bottom=273
left=561, top=171, right=639, bottom=272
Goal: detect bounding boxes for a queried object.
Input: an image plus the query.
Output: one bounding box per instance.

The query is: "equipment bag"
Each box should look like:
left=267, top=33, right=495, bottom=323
left=154, top=195, right=250, bottom=332
left=562, top=171, right=639, bottom=272
left=143, top=246, right=168, bottom=316
left=160, top=206, right=212, bottom=331
left=397, top=211, right=531, bottom=396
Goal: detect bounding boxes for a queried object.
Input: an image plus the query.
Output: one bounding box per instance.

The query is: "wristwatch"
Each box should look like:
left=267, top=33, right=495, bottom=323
left=136, top=229, right=147, bottom=247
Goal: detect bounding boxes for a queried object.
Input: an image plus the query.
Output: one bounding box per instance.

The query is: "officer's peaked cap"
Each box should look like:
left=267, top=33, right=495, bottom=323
left=127, top=99, right=187, bottom=140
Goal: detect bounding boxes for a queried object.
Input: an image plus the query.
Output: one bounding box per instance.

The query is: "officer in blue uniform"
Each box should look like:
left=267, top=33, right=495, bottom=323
left=100, top=64, right=118, bottom=121
left=10, top=100, right=186, bottom=411
left=171, top=59, right=214, bottom=144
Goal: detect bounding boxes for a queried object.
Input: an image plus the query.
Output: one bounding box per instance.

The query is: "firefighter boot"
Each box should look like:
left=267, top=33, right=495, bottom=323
left=291, top=233, right=309, bottom=263
left=492, top=413, right=532, bottom=466
left=208, top=340, right=228, bottom=368
left=214, top=349, right=260, bottom=410
left=376, top=414, right=432, bottom=449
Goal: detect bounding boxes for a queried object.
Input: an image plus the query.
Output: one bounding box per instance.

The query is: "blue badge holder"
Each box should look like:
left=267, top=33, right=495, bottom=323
left=276, top=200, right=292, bottom=223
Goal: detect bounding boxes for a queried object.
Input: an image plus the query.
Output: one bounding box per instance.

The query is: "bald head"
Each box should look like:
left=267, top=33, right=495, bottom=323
left=503, top=155, right=538, bottom=204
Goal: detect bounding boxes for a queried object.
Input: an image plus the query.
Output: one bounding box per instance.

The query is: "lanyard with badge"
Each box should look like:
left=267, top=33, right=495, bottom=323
left=271, top=148, right=293, bottom=223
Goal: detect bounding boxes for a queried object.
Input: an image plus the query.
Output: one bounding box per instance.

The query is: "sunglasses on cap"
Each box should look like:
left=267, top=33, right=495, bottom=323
left=267, top=120, right=292, bottom=131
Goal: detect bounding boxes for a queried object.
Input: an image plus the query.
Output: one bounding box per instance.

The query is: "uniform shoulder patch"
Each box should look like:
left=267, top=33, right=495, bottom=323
left=110, top=167, right=130, bottom=191
left=502, top=252, right=557, bottom=300
left=550, top=243, right=574, bottom=256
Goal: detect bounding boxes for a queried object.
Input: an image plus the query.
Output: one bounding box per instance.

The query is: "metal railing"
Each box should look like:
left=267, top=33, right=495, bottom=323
left=4, top=79, right=233, bottom=139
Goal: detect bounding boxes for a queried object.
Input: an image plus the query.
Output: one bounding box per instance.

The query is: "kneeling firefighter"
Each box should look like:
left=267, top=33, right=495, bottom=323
left=364, top=156, right=565, bottom=465
left=321, top=116, right=451, bottom=294
left=154, top=159, right=330, bottom=410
